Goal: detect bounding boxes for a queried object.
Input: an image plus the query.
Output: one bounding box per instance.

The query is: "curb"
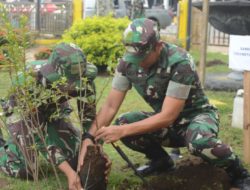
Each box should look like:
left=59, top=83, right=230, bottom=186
left=205, top=73, right=243, bottom=91
left=34, top=39, right=60, bottom=45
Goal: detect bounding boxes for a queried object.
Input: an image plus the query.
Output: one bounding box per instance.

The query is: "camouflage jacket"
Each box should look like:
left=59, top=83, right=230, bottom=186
left=112, top=42, right=217, bottom=125
left=1, top=62, right=97, bottom=132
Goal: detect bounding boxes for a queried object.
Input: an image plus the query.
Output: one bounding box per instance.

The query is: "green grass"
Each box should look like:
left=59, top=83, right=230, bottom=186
left=0, top=67, right=249, bottom=189
left=190, top=49, right=231, bottom=73
left=0, top=70, right=12, bottom=97
left=206, top=64, right=231, bottom=73
left=190, top=50, right=229, bottom=64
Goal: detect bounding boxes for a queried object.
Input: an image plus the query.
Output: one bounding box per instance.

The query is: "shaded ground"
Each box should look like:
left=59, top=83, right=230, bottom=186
left=118, top=155, right=235, bottom=190
left=0, top=178, right=9, bottom=189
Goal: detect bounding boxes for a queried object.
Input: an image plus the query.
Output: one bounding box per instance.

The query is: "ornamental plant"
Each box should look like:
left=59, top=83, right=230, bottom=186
left=34, top=47, right=52, bottom=60
left=0, top=6, right=34, bottom=66
left=62, top=15, right=130, bottom=72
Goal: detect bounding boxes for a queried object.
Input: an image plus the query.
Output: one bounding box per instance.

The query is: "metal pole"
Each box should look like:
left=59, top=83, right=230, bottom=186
left=198, top=0, right=209, bottom=86
left=111, top=143, right=147, bottom=184
left=186, top=0, right=192, bottom=51
left=36, top=0, right=41, bottom=32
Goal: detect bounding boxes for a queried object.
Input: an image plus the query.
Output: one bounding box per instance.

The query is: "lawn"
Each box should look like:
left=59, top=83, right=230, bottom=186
left=0, top=68, right=248, bottom=189
left=190, top=49, right=231, bottom=73
left=161, top=36, right=231, bottom=74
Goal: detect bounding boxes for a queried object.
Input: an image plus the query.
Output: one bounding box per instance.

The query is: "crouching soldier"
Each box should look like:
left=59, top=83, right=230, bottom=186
left=0, top=42, right=107, bottom=189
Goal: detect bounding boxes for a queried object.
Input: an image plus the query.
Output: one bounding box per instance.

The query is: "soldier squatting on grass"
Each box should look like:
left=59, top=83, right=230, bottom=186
left=78, top=18, right=250, bottom=190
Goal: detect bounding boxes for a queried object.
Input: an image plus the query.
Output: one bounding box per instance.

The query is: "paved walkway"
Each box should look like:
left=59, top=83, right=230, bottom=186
left=26, top=45, right=47, bottom=62
left=204, top=46, right=242, bottom=92
left=205, top=72, right=243, bottom=91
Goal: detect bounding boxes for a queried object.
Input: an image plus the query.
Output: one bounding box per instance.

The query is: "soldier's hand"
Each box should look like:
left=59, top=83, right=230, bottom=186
left=95, top=125, right=124, bottom=143
left=77, top=138, right=94, bottom=172
left=67, top=172, right=82, bottom=190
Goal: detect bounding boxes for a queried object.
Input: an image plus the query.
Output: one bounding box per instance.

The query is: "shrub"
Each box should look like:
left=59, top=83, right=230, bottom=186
left=34, top=47, right=52, bottom=60
left=0, top=53, right=4, bottom=61
left=61, top=15, right=130, bottom=71
left=0, top=4, right=34, bottom=66
left=0, top=31, right=9, bottom=65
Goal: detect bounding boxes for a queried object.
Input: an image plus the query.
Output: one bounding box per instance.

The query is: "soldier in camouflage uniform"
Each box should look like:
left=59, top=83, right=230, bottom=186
left=0, top=42, right=97, bottom=189
left=80, top=18, right=250, bottom=189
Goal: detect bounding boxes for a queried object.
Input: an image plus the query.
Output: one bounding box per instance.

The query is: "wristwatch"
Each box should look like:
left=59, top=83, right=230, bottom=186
left=81, top=132, right=95, bottom=143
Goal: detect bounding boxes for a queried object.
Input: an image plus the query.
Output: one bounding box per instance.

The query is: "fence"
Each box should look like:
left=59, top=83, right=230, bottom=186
left=2, top=2, right=36, bottom=30
left=207, top=23, right=229, bottom=46
left=40, top=2, right=72, bottom=35
left=191, top=7, right=229, bottom=47
left=1, top=1, right=73, bottom=36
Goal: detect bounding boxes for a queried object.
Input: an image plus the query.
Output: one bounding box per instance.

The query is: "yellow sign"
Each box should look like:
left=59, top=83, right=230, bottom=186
left=178, top=0, right=188, bottom=49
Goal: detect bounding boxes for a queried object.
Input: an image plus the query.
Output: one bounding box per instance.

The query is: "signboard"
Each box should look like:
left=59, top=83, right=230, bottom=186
left=229, top=35, right=250, bottom=71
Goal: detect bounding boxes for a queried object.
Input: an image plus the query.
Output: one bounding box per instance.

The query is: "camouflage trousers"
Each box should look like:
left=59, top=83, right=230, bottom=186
left=0, top=115, right=80, bottom=179
left=115, top=111, right=236, bottom=167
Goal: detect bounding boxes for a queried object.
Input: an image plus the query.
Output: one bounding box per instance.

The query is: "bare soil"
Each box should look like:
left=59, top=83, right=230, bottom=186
left=118, top=155, right=238, bottom=190
left=195, top=59, right=226, bottom=68
left=79, top=145, right=107, bottom=190
left=207, top=59, right=226, bottom=67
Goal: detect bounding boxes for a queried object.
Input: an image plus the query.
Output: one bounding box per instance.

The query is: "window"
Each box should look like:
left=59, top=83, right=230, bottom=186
left=84, top=0, right=96, bottom=9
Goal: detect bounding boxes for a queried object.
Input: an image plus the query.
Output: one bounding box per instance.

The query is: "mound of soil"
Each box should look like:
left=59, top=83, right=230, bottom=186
left=143, top=165, right=230, bottom=190
left=207, top=59, right=226, bottom=67
left=79, top=145, right=107, bottom=190
left=119, top=155, right=234, bottom=190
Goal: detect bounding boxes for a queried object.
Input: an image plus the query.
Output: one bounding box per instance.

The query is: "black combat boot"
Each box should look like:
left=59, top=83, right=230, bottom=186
left=136, top=144, right=175, bottom=177
left=121, top=134, right=175, bottom=177
left=169, top=148, right=183, bottom=160
left=226, top=156, right=250, bottom=190
left=136, top=155, right=175, bottom=177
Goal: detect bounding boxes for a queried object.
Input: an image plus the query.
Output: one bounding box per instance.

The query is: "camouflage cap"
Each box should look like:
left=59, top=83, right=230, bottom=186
left=40, top=42, right=86, bottom=87
left=122, top=18, right=160, bottom=64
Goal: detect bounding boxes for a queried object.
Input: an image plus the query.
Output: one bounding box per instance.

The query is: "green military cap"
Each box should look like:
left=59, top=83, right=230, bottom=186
left=122, top=18, right=160, bottom=64
left=40, top=42, right=89, bottom=87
